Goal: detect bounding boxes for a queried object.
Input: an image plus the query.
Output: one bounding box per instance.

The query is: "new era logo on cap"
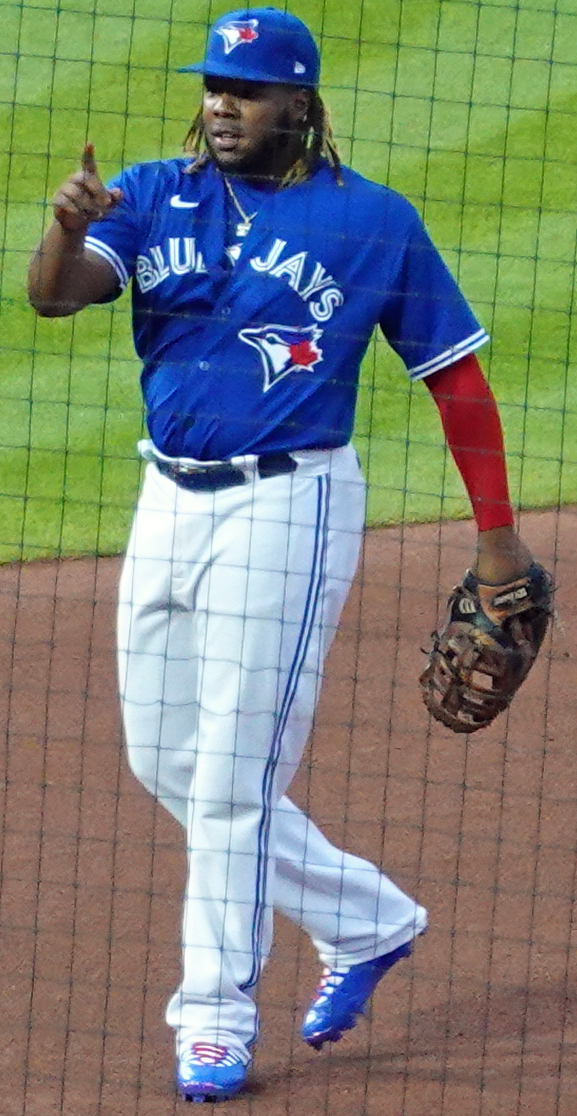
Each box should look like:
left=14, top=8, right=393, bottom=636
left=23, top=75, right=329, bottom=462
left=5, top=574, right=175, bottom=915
left=216, top=19, right=259, bottom=55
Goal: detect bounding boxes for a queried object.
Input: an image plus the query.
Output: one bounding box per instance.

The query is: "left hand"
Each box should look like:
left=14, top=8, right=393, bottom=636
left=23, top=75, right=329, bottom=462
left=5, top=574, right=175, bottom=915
left=419, top=557, right=554, bottom=734
left=473, top=524, right=534, bottom=585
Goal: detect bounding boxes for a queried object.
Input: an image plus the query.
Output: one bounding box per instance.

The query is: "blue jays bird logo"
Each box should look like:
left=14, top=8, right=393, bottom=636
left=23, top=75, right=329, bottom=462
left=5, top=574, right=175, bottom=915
left=239, top=324, right=324, bottom=392
left=216, top=20, right=259, bottom=55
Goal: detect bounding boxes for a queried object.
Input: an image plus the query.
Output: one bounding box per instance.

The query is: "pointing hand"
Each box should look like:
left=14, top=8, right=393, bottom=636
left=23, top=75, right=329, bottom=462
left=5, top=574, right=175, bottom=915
left=52, top=144, right=123, bottom=232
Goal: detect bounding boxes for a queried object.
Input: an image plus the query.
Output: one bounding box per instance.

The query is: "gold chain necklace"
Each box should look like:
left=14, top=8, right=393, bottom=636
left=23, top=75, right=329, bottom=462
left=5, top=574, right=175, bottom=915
left=224, top=176, right=258, bottom=237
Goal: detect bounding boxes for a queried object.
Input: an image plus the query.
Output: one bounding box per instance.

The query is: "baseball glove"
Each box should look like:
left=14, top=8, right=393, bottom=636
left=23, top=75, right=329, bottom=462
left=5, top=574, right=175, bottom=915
left=419, top=561, right=554, bottom=733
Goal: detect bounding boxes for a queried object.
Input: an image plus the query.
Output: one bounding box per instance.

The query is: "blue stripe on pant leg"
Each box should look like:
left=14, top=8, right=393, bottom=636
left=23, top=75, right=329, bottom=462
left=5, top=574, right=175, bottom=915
left=240, top=474, right=331, bottom=995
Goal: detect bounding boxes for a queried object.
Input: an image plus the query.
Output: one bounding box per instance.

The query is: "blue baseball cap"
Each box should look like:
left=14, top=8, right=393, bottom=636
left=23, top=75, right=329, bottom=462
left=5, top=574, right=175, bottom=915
left=178, top=7, right=320, bottom=88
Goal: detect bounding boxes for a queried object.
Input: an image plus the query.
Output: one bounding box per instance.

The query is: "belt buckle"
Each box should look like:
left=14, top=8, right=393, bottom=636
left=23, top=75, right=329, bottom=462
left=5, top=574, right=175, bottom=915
left=173, top=462, right=205, bottom=476
left=169, top=460, right=247, bottom=491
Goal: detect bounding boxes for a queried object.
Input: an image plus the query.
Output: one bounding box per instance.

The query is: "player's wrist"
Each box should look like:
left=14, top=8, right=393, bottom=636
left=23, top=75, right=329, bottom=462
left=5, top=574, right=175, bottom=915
left=474, top=525, right=533, bottom=585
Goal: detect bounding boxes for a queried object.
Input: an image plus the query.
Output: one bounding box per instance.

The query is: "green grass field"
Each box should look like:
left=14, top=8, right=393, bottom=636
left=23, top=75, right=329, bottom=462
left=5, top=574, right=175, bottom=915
left=1, top=0, right=576, bottom=562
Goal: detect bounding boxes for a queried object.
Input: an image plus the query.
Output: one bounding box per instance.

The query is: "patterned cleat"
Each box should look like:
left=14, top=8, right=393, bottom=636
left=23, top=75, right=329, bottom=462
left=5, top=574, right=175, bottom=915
left=302, top=941, right=413, bottom=1050
left=176, top=1042, right=249, bottom=1103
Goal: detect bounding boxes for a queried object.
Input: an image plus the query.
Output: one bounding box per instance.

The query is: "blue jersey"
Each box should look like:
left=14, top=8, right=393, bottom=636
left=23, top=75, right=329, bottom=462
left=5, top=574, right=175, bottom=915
left=86, top=158, right=488, bottom=460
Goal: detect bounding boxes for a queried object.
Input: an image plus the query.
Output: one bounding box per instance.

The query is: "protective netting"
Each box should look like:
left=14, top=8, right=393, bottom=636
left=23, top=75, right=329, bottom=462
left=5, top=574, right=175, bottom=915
left=1, top=3, right=576, bottom=1113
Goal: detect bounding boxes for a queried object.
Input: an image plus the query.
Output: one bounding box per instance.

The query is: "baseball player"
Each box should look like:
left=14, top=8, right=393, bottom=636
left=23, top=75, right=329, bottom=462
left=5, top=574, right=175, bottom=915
left=28, top=7, right=536, bottom=1104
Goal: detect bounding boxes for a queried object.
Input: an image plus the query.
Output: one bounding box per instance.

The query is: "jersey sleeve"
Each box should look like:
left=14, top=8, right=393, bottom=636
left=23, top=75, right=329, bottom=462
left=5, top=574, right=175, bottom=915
left=84, top=166, right=141, bottom=293
left=379, top=210, right=489, bottom=380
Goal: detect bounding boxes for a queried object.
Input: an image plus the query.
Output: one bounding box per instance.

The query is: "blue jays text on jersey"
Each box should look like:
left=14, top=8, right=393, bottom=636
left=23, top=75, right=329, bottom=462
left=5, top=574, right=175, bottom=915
left=85, top=158, right=489, bottom=460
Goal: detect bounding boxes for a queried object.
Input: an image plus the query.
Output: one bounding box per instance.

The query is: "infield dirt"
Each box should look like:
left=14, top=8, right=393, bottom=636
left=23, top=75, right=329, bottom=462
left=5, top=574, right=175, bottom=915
left=1, top=509, right=576, bottom=1116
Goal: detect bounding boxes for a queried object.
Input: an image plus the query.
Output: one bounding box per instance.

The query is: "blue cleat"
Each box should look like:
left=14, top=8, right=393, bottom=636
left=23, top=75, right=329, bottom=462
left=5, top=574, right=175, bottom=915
left=176, top=1042, right=249, bottom=1103
left=302, top=941, right=413, bottom=1049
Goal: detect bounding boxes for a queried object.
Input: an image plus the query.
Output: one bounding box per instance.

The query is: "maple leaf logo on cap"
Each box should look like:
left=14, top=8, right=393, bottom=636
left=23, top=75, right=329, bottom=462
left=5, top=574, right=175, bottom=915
left=216, top=19, right=259, bottom=55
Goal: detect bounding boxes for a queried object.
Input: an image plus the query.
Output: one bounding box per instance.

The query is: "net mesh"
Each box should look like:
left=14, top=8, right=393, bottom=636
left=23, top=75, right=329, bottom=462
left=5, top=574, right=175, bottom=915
left=1, top=2, right=576, bottom=1113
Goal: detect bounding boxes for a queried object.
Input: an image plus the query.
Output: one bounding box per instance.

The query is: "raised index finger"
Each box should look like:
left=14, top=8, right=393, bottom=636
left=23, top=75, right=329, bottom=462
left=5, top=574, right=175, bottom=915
left=81, top=143, right=98, bottom=178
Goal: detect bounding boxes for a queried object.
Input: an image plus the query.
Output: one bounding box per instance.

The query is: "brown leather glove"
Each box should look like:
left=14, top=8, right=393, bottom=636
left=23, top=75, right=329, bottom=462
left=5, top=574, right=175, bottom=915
left=419, top=562, right=554, bottom=733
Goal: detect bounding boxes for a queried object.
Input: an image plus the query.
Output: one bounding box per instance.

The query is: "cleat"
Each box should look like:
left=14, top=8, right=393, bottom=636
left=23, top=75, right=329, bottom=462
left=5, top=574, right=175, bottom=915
left=176, top=1042, right=249, bottom=1103
left=302, top=941, right=413, bottom=1049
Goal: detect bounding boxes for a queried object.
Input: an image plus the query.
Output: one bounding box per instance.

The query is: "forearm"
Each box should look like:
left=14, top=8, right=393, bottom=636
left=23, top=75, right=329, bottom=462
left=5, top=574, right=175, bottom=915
left=28, top=221, right=96, bottom=317
left=28, top=145, right=123, bottom=317
left=426, top=353, right=513, bottom=530
left=426, top=354, right=532, bottom=582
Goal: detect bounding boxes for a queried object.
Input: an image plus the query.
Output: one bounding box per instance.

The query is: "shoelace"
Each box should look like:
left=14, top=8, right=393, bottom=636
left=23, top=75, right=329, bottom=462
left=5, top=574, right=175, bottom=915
left=181, top=1043, right=243, bottom=1068
left=314, top=967, right=349, bottom=1004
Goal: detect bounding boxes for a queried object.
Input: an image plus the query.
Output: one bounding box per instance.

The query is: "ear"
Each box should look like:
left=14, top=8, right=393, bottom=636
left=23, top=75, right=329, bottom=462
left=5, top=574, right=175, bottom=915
left=288, top=87, right=312, bottom=124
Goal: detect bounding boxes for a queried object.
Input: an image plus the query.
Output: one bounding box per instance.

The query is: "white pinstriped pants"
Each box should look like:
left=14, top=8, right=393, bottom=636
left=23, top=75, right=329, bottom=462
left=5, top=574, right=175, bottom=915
left=117, top=446, right=427, bottom=1060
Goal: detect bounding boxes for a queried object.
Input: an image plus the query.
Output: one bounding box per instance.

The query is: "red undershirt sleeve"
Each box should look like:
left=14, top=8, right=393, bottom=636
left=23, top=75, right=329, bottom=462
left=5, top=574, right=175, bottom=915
left=424, top=352, right=514, bottom=532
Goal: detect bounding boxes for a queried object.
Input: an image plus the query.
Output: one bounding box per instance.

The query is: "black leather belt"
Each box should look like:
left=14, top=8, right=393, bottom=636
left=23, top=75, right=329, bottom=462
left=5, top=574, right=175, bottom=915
left=155, top=452, right=297, bottom=492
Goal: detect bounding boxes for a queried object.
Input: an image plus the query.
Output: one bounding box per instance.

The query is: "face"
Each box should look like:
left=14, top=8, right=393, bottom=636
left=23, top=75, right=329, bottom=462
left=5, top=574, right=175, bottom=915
left=202, top=77, right=309, bottom=175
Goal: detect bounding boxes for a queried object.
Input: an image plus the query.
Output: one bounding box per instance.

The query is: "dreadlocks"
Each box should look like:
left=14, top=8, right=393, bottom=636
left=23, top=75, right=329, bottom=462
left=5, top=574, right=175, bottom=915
left=182, top=90, right=342, bottom=186
left=284, top=91, right=342, bottom=186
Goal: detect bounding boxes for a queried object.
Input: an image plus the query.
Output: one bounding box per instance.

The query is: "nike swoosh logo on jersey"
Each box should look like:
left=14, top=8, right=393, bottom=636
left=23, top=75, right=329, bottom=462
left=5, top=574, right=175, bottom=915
left=170, top=195, right=200, bottom=208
